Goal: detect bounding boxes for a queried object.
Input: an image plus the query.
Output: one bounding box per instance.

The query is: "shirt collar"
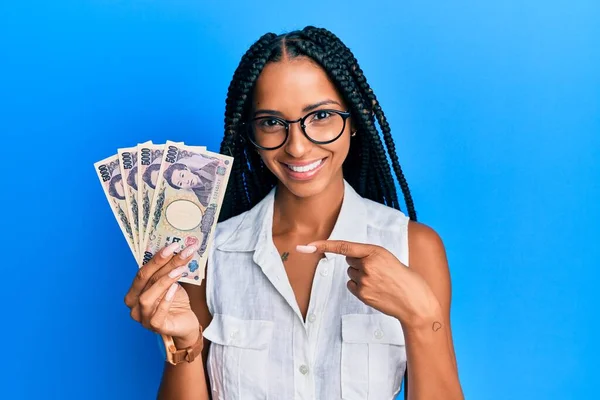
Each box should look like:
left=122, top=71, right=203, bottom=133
left=216, top=179, right=368, bottom=253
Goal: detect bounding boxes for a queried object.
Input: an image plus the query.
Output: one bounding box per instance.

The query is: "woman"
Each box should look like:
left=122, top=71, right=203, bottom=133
left=124, top=26, right=464, bottom=399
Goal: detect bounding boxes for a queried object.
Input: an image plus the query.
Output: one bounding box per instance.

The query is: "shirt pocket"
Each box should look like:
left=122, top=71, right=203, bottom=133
left=341, top=313, right=407, bottom=400
left=203, top=314, right=274, bottom=400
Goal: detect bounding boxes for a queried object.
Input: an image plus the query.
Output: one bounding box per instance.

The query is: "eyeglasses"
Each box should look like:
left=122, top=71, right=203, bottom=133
left=245, top=109, right=352, bottom=150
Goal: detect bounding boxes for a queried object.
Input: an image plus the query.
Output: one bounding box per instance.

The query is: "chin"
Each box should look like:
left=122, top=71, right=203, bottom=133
left=279, top=177, right=331, bottom=199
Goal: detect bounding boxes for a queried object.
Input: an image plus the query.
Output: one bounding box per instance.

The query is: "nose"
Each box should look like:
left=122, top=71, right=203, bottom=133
left=284, top=122, right=311, bottom=158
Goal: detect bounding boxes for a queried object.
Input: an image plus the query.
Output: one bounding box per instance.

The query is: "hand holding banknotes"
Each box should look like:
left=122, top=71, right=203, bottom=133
left=123, top=242, right=201, bottom=346
left=95, top=140, right=233, bottom=361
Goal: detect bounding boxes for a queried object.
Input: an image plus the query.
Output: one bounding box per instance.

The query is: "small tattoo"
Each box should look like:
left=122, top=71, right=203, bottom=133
left=432, top=322, right=442, bottom=332
left=281, top=252, right=289, bottom=262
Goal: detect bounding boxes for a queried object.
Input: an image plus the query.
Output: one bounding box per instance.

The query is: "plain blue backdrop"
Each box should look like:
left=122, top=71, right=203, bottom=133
left=1, top=1, right=598, bottom=399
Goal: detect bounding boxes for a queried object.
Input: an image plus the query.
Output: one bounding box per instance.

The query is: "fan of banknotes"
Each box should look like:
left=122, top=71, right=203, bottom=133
left=94, top=140, right=233, bottom=286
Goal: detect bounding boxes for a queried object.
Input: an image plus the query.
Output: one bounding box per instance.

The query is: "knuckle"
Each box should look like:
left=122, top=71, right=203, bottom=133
left=124, top=293, right=134, bottom=308
left=358, top=275, right=368, bottom=287
left=338, top=242, right=351, bottom=255
left=149, top=317, right=162, bottom=331
left=361, top=263, right=370, bottom=274
left=138, top=293, right=152, bottom=309
left=369, top=246, right=382, bottom=257
left=147, top=274, right=160, bottom=287
left=356, top=286, right=367, bottom=299
left=135, top=268, right=149, bottom=283
left=163, top=257, right=180, bottom=271
left=129, top=308, right=139, bottom=322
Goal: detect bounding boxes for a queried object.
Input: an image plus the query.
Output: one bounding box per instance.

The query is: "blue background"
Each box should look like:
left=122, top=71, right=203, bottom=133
left=1, top=1, right=598, bottom=399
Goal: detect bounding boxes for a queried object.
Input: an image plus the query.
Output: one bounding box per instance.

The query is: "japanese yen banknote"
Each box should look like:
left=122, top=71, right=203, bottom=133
left=94, top=141, right=233, bottom=285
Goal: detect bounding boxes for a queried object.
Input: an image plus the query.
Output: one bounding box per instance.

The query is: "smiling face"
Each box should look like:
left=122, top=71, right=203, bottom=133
left=252, top=56, right=352, bottom=199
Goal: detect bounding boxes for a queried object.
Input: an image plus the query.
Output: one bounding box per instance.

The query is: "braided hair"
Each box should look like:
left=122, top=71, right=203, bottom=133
left=218, top=26, right=417, bottom=222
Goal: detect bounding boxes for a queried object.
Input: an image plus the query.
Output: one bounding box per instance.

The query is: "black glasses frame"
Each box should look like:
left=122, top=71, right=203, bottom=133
left=244, top=109, right=352, bottom=150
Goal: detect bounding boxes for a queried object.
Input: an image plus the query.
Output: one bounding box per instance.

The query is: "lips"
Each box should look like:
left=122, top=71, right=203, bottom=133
left=280, top=158, right=327, bottom=181
left=284, top=159, right=324, bottom=172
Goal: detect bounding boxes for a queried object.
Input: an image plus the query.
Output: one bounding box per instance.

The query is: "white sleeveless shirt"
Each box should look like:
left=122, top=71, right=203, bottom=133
left=203, top=180, right=410, bottom=400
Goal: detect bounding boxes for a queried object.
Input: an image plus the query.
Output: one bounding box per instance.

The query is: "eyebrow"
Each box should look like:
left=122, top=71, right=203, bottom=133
left=253, top=99, right=342, bottom=117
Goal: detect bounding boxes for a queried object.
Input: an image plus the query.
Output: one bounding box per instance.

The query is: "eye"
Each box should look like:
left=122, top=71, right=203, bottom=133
left=259, top=118, right=284, bottom=128
left=313, top=110, right=332, bottom=120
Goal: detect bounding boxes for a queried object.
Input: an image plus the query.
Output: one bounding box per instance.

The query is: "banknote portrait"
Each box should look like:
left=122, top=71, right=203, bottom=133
left=108, top=173, right=126, bottom=200
left=162, top=155, right=221, bottom=207
left=141, top=162, right=162, bottom=190
left=126, top=165, right=138, bottom=191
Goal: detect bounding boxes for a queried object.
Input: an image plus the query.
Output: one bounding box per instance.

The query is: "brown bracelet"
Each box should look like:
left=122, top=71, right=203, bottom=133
left=162, top=327, right=204, bottom=365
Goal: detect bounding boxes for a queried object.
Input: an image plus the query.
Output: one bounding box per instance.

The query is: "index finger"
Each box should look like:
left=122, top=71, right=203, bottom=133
left=297, top=240, right=376, bottom=258
left=124, top=242, right=180, bottom=306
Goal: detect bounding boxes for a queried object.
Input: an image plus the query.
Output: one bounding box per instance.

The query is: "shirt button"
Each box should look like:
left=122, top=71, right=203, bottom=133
left=299, top=364, right=309, bottom=375
left=374, top=329, right=384, bottom=340
left=230, top=330, right=239, bottom=340
left=307, top=313, right=317, bottom=323
left=320, top=266, right=330, bottom=277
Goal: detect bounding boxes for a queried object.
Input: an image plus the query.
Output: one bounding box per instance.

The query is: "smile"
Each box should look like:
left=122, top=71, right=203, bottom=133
left=280, top=158, right=327, bottom=181
left=284, top=159, right=324, bottom=172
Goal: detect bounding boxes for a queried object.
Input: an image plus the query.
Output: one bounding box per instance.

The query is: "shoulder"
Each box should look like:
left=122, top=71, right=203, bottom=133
left=407, top=220, right=446, bottom=262
left=359, top=195, right=450, bottom=286
left=407, top=220, right=452, bottom=305
left=360, top=195, right=447, bottom=265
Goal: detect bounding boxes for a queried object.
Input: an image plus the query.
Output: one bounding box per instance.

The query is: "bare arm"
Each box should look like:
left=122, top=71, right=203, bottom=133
left=404, top=221, right=463, bottom=400
left=157, top=279, right=213, bottom=400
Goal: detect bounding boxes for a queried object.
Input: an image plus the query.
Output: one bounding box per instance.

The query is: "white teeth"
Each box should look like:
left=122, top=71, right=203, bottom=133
left=286, top=159, right=323, bottom=173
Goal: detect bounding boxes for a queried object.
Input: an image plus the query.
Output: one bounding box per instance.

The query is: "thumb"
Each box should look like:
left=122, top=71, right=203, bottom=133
left=296, top=240, right=375, bottom=258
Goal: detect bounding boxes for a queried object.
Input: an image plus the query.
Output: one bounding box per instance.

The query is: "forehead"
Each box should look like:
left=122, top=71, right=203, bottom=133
left=253, top=57, right=344, bottom=113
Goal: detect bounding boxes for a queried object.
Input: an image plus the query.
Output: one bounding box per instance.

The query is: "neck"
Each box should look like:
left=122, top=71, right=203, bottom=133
left=272, top=177, right=345, bottom=238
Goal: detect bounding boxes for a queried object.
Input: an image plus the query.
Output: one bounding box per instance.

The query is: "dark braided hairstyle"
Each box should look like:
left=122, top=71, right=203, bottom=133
left=218, top=26, right=417, bottom=222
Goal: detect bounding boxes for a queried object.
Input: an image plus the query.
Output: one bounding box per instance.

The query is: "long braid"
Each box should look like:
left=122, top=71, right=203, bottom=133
left=220, top=33, right=278, bottom=219
left=305, top=27, right=417, bottom=220
left=292, top=37, right=400, bottom=209
left=302, top=27, right=416, bottom=220
left=218, top=27, right=417, bottom=222
left=373, top=104, right=417, bottom=220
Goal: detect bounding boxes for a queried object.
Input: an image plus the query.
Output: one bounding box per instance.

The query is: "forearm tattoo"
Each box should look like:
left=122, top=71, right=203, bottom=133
left=432, top=321, right=442, bottom=332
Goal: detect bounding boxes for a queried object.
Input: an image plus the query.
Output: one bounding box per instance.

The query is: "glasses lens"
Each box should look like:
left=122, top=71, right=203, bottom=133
left=250, top=117, right=287, bottom=148
left=304, top=111, right=345, bottom=143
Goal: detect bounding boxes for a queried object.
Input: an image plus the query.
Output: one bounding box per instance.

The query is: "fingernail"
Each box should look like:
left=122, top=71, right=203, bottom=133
left=169, top=265, right=187, bottom=278
left=161, top=242, right=180, bottom=258
left=180, top=244, right=199, bottom=259
left=296, top=245, right=317, bottom=254
left=165, top=283, right=178, bottom=301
